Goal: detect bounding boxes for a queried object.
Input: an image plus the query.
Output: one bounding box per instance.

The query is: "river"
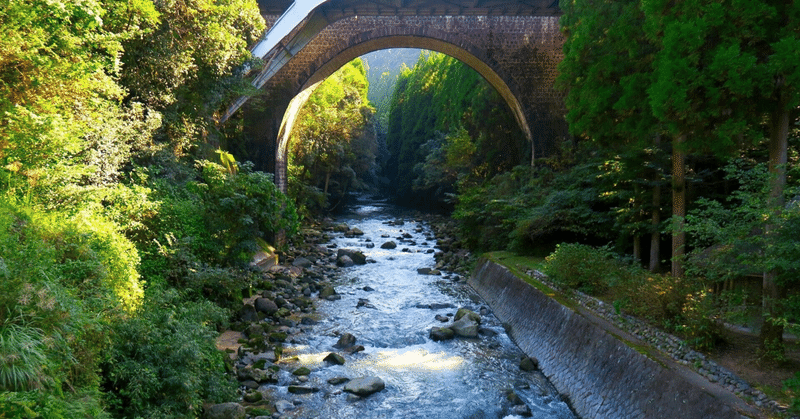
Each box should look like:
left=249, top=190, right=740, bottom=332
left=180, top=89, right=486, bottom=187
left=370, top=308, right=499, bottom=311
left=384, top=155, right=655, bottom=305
left=264, top=198, right=578, bottom=418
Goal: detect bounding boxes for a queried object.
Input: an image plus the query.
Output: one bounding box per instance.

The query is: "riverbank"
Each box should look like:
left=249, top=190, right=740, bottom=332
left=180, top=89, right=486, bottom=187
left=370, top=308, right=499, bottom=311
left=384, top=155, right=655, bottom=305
left=471, top=252, right=799, bottom=419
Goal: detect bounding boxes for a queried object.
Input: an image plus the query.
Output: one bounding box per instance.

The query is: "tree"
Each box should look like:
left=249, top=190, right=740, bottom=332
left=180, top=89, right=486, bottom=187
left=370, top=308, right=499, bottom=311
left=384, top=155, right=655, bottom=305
left=643, top=0, right=800, bottom=353
left=288, top=59, right=377, bottom=213
left=385, top=52, right=527, bottom=206
left=118, top=0, right=265, bottom=157
left=558, top=0, right=666, bottom=269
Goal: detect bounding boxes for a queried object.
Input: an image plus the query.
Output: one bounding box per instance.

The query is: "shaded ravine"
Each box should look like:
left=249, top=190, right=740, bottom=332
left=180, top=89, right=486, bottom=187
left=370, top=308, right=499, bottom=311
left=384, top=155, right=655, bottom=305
left=260, top=197, right=578, bottom=418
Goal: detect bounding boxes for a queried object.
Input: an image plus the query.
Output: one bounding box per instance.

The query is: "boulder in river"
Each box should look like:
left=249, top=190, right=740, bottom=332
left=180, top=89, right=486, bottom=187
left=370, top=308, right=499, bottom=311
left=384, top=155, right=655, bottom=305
left=323, top=352, right=346, bottom=365
left=450, top=316, right=479, bottom=338
left=337, top=255, right=354, bottom=267
left=274, top=400, right=294, bottom=413
left=334, top=332, right=357, bottom=349
left=381, top=241, right=397, bottom=249
left=328, top=377, right=350, bottom=385
left=319, top=285, right=337, bottom=300
left=455, top=308, right=481, bottom=324
left=337, top=248, right=367, bottom=265
left=288, top=385, right=319, bottom=394
left=430, top=327, right=455, bottom=341
left=344, top=376, right=385, bottom=396
left=520, top=356, right=540, bottom=372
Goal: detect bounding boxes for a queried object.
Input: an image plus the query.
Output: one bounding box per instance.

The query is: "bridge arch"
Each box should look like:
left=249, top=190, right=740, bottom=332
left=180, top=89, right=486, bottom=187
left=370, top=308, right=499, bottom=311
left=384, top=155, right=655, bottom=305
left=242, top=10, right=566, bottom=192
left=275, top=34, right=535, bottom=191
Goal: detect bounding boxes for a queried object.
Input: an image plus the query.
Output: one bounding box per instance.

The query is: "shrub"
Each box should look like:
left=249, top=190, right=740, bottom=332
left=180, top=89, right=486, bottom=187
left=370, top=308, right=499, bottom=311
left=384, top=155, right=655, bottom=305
left=544, top=243, right=619, bottom=294
left=198, top=160, right=299, bottom=264
left=102, top=286, right=236, bottom=418
left=0, top=198, right=144, bottom=393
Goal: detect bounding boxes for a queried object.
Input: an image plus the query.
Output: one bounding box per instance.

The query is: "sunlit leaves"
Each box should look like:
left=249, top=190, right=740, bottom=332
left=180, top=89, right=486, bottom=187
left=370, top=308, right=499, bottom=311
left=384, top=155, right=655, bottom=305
left=289, top=59, right=376, bottom=212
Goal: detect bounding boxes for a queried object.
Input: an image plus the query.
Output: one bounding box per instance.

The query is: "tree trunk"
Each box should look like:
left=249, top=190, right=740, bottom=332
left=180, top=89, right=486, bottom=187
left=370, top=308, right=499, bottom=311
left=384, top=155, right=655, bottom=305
left=671, top=135, right=686, bottom=278
left=650, top=181, right=661, bottom=272
left=760, top=95, right=789, bottom=355
left=323, top=170, right=331, bottom=196
left=649, top=133, right=662, bottom=272
left=632, top=184, right=642, bottom=263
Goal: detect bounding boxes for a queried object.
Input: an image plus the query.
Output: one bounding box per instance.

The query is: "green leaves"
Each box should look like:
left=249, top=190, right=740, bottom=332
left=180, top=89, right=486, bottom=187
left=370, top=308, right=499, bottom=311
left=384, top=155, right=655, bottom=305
left=289, top=59, right=377, bottom=213
left=385, top=52, right=526, bottom=205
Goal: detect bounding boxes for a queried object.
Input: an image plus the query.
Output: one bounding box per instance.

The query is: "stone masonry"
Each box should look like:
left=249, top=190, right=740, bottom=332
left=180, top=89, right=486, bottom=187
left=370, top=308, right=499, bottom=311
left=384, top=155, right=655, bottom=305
left=243, top=1, right=567, bottom=192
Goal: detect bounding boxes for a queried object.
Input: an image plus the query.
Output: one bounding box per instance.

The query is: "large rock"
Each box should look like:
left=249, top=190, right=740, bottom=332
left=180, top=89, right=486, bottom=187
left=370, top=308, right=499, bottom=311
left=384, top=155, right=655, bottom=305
left=239, top=304, right=259, bottom=322
left=455, top=308, right=481, bottom=324
left=323, top=352, right=346, bottom=365
left=429, top=327, right=455, bottom=341
left=337, top=248, right=366, bottom=265
left=319, top=285, right=337, bottom=300
left=237, top=366, right=278, bottom=384
left=344, top=376, right=385, bottom=396
left=274, top=400, right=294, bottom=414
left=288, top=385, right=319, bottom=394
left=292, top=257, right=313, bottom=268
left=380, top=241, right=397, bottom=249
left=520, top=356, right=540, bottom=372
left=334, top=333, right=357, bottom=349
left=337, top=255, right=354, bottom=267
left=450, top=317, right=479, bottom=338
left=254, top=298, right=278, bottom=315
left=204, top=402, right=245, bottom=419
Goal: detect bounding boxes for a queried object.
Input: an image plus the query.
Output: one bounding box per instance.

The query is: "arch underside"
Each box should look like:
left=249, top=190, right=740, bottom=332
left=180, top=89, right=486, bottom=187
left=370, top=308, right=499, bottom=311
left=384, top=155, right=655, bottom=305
left=276, top=36, right=535, bottom=181
left=254, top=13, right=565, bottom=191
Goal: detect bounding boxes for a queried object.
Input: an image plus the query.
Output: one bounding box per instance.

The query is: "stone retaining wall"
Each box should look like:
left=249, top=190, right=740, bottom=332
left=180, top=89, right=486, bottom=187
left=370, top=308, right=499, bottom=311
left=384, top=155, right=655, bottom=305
left=468, top=258, right=747, bottom=419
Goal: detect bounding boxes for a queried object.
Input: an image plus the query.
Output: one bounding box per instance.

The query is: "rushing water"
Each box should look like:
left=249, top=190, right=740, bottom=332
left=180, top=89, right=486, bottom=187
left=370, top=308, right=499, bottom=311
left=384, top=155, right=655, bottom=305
left=267, top=198, right=577, bottom=419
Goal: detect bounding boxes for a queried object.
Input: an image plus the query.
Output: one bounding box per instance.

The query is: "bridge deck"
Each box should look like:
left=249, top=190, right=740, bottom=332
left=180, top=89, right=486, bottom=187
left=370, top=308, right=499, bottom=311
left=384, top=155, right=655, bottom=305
left=258, top=0, right=561, bottom=17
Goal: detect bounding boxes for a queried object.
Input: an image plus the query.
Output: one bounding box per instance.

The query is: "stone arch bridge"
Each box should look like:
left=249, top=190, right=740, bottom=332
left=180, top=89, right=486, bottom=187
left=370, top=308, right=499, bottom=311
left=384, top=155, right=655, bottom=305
left=232, top=0, right=566, bottom=191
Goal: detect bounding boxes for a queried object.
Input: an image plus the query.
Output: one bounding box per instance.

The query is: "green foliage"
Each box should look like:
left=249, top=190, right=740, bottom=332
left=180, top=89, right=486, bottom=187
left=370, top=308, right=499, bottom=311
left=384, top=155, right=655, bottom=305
left=289, top=59, right=377, bottom=213
left=0, top=0, right=162, bottom=202
left=783, top=372, right=800, bottom=413
left=543, top=242, right=721, bottom=349
left=0, top=197, right=146, bottom=414
left=118, top=0, right=266, bottom=157
left=454, top=146, right=616, bottom=253
left=0, top=324, right=54, bottom=392
left=544, top=243, right=618, bottom=294
left=384, top=52, right=527, bottom=206
left=0, top=388, right=109, bottom=419
left=102, top=287, right=236, bottom=419
left=684, top=160, right=800, bottom=356
left=199, top=160, right=299, bottom=263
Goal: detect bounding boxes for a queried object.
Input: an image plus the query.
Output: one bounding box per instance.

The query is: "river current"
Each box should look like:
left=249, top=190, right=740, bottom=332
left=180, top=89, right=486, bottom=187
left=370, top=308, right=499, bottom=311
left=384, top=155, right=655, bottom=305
left=268, top=198, right=577, bottom=419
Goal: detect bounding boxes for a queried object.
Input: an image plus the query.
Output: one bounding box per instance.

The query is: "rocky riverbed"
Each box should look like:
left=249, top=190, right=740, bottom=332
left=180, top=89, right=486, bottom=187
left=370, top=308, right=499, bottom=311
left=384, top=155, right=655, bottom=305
left=209, top=203, right=574, bottom=419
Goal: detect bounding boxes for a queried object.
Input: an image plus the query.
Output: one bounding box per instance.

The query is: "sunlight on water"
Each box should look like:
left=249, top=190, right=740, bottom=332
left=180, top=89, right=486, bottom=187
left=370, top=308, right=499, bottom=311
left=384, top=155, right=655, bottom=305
left=360, top=347, right=464, bottom=372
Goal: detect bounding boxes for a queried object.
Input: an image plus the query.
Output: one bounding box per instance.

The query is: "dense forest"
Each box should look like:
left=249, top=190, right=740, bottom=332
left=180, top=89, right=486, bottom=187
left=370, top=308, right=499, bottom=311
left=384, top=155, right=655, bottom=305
left=287, top=59, right=377, bottom=214
left=382, top=52, right=528, bottom=210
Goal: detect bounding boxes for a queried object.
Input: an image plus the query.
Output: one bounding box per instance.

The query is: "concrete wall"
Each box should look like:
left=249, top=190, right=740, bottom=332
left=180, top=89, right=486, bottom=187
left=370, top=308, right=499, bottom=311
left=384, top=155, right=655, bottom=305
left=468, top=258, right=748, bottom=419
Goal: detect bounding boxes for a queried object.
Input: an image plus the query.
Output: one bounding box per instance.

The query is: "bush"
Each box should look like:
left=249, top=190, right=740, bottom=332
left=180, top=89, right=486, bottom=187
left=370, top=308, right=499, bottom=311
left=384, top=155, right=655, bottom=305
left=543, top=241, right=723, bottom=350
left=102, top=286, right=236, bottom=418
left=544, top=243, right=619, bottom=294
left=198, top=160, right=299, bottom=264
left=0, top=198, right=144, bottom=392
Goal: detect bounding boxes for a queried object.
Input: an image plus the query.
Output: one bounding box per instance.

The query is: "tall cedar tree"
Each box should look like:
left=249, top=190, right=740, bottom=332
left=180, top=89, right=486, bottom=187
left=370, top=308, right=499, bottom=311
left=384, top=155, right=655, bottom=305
left=558, top=0, right=665, bottom=270
left=642, top=0, right=800, bottom=352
